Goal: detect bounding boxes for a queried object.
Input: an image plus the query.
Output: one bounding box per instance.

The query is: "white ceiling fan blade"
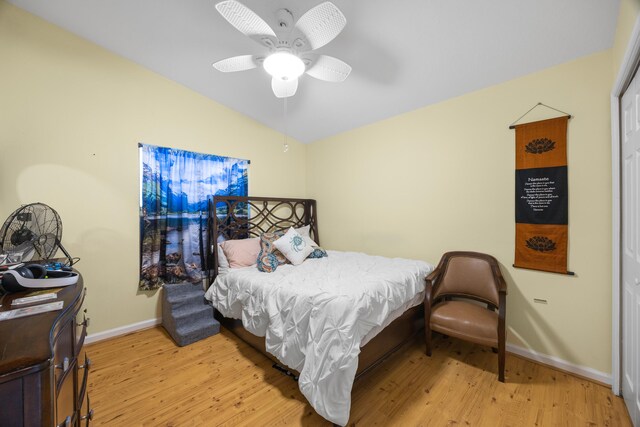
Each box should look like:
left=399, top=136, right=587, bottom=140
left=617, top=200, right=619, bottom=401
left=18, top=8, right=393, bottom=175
left=271, top=77, right=298, bottom=98
left=212, top=55, right=258, bottom=72
left=215, top=0, right=277, bottom=47
left=305, top=55, right=351, bottom=82
left=294, top=2, right=346, bottom=51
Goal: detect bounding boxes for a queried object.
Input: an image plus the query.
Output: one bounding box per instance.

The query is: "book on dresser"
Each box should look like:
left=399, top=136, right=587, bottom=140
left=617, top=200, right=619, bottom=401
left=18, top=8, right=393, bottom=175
left=0, top=274, right=93, bottom=427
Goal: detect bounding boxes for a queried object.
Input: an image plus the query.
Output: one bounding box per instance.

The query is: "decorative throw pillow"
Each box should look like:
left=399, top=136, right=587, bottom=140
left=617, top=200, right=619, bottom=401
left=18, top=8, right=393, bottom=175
left=308, top=247, right=328, bottom=259
left=295, top=225, right=311, bottom=238
left=220, top=237, right=261, bottom=268
left=273, top=227, right=314, bottom=266
left=257, top=230, right=288, bottom=273
left=257, top=252, right=280, bottom=273
left=303, top=235, right=319, bottom=248
left=296, top=225, right=321, bottom=247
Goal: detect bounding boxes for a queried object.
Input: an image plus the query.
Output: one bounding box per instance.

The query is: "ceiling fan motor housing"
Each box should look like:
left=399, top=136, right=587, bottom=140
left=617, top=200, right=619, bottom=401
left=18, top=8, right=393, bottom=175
left=276, top=8, right=294, bottom=30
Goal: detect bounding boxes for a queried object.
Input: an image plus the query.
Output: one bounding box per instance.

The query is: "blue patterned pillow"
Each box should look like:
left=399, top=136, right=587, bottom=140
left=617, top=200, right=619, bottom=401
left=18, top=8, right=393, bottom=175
left=257, top=231, right=288, bottom=272
left=257, top=252, right=279, bottom=273
left=308, top=247, right=328, bottom=259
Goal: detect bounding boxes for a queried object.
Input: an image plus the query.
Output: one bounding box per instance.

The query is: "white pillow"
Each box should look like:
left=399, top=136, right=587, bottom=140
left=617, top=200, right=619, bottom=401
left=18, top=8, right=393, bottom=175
left=295, top=225, right=310, bottom=237
left=295, top=225, right=318, bottom=247
left=303, top=235, right=319, bottom=248
left=217, top=244, right=229, bottom=275
left=274, top=227, right=314, bottom=266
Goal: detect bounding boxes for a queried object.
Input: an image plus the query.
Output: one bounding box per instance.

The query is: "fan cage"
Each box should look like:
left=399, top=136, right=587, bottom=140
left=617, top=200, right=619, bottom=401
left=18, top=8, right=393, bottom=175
left=0, top=202, right=72, bottom=265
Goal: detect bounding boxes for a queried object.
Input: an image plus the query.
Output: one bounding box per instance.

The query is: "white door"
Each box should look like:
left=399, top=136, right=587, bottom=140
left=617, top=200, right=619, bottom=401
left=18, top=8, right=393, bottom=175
left=622, top=65, right=640, bottom=427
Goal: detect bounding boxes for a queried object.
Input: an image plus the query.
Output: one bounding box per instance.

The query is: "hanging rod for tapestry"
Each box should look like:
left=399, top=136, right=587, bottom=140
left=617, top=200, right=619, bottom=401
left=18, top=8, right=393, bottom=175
left=512, top=265, right=575, bottom=276
left=508, top=102, right=572, bottom=129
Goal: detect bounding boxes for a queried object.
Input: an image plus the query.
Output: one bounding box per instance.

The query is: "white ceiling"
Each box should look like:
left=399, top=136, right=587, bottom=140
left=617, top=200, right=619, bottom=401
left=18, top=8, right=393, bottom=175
left=8, top=0, right=620, bottom=143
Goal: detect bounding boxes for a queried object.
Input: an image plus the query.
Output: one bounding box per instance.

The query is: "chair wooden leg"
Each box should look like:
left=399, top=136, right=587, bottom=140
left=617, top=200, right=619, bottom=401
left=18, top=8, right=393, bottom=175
left=498, top=291, right=506, bottom=382
left=498, top=341, right=505, bottom=382
left=425, top=328, right=432, bottom=356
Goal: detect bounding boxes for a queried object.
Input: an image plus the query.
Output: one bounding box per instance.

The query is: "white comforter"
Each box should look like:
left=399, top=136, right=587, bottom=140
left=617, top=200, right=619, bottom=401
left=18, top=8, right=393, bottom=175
left=204, top=250, right=432, bottom=426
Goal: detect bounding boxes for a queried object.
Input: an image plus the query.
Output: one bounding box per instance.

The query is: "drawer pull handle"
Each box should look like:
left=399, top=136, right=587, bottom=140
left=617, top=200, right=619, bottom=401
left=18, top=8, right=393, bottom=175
left=80, top=409, right=94, bottom=421
left=79, top=357, right=92, bottom=370
left=56, top=357, right=70, bottom=372
left=77, top=315, right=90, bottom=328
left=81, top=394, right=94, bottom=422
left=55, top=415, right=72, bottom=427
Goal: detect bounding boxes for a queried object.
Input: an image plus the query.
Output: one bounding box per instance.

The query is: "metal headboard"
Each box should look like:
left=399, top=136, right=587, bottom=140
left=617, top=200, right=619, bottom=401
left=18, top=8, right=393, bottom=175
left=205, top=196, right=319, bottom=284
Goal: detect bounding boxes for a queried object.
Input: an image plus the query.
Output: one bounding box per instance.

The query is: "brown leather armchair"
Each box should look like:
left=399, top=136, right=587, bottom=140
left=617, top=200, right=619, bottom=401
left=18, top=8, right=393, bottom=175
left=424, top=251, right=507, bottom=382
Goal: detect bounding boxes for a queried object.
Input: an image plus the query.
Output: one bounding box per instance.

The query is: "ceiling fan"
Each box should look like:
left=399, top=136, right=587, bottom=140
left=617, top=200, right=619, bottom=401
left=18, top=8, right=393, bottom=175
left=212, top=1, right=352, bottom=98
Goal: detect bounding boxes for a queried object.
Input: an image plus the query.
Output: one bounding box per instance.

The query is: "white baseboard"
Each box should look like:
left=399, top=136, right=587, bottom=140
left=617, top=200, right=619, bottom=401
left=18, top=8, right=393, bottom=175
left=85, top=317, right=161, bottom=345
left=507, top=343, right=612, bottom=385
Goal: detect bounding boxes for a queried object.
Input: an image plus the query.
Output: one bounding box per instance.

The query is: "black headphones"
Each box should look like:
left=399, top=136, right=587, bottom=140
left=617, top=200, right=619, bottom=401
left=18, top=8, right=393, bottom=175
left=1, top=264, right=78, bottom=293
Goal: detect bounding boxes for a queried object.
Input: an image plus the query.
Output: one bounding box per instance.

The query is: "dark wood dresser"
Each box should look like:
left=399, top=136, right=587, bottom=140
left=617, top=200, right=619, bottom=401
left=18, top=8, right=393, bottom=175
left=0, top=277, right=92, bottom=427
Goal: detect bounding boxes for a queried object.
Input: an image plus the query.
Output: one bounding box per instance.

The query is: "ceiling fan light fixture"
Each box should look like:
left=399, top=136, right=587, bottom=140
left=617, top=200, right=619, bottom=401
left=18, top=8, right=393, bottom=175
left=213, top=1, right=350, bottom=97
left=263, top=51, right=305, bottom=81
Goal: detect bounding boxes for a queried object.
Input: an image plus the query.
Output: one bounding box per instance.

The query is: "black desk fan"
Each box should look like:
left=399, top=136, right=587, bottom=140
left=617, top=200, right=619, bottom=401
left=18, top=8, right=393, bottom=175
left=0, top=202, right=75, bottom=267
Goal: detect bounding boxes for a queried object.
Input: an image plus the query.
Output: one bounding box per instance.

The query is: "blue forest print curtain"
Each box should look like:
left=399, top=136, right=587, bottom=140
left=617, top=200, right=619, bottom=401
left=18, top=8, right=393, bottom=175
left=139, top=144, right=248, bottom=290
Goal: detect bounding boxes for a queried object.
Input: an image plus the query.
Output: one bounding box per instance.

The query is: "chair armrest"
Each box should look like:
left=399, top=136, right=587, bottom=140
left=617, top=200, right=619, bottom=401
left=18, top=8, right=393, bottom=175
left=424, top=267, right=441, bottom=307
left=492, top=264, right=508, bottom=294
left=424, top=281, right=432, bottom=309
left=498, top=291, right=507, bottom=324
left=426, top=268, right=440, bottom=285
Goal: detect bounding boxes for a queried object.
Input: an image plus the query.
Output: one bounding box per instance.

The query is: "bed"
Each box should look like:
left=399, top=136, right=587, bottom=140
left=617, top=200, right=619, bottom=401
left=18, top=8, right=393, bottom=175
left=204, top=196, right=432, bottom=425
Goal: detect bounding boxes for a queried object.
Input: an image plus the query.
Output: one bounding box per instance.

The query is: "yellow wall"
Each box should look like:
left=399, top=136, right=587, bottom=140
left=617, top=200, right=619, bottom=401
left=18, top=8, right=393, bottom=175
left=0, top=2, right=306, bottom=333
left=1, top=0, right=634, bottom=375
left=612, top=0, right=640, bottom=80
left=307, top=51, right=613, bottom=373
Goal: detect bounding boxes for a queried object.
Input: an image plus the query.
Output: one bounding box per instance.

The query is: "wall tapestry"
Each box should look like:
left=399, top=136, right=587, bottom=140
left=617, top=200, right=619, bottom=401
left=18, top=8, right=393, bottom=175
left=139, top=144, right=248, bottom=290
left=514, top=116, right=570, bottom=274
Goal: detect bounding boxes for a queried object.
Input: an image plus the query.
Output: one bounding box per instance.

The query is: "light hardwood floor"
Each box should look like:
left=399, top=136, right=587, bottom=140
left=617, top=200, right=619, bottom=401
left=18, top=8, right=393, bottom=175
left=86, top=327, right=631, bottom=426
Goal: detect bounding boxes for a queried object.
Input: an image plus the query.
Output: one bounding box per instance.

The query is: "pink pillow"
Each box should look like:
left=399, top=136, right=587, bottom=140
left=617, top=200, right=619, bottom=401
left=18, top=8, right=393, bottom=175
left=220, top=237, right=261, bottom=268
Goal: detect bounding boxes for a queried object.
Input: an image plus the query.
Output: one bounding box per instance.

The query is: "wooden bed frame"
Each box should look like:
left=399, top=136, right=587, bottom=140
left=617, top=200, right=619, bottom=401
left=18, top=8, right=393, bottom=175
left=205, top=196, right=424, bottom=379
